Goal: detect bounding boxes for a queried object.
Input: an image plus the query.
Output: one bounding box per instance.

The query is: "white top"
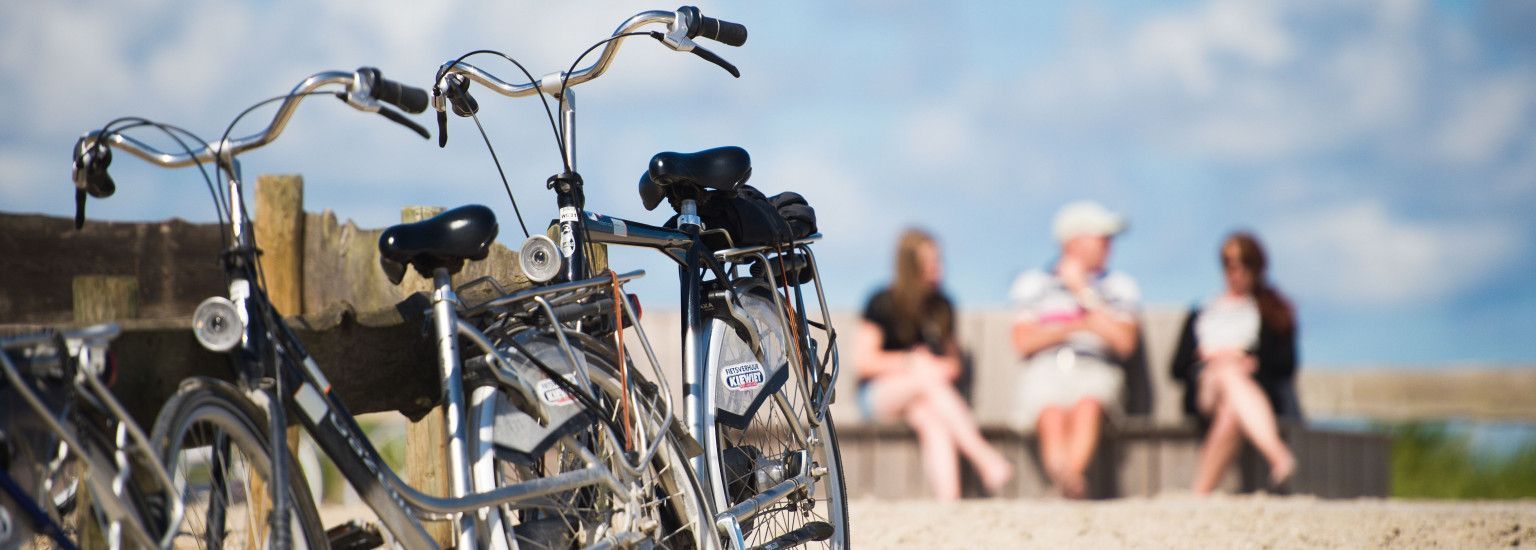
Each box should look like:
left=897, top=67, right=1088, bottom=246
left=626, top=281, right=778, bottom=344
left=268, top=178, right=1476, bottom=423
left=1195, top=295, right=1260, bottom=354
left=1009, top=268, right=1141, bottom=361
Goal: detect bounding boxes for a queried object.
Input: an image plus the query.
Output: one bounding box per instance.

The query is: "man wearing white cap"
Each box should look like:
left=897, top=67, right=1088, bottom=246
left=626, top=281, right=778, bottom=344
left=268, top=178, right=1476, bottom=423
left=1007, top=200, right=1141, bottom=498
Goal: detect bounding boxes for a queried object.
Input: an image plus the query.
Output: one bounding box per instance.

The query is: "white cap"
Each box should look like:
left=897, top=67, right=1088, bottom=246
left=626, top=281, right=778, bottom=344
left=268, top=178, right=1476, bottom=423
left=1052, top=200, right=1127, bottom=243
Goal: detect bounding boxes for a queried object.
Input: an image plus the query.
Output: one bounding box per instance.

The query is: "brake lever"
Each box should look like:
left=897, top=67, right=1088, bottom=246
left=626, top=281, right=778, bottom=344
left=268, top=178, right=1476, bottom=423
left=377, top=105, right=431, bottom=139
left=332, top=92, right=428, bottom=139
left=687, top=43, right=740, bottom=78
left=651, top=32, right=740, bottom=78
left=71, top=139, right=116, bottom=229
left=437, top=110, right=449, bottom=148
left=74, top=189, right=88, bottom=229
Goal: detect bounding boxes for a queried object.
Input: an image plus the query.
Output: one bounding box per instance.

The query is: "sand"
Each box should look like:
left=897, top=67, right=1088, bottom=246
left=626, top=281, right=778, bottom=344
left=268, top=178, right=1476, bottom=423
left=848, top=495, right=1536, bottom=548
left=320, top=495, right=1536, bottom=547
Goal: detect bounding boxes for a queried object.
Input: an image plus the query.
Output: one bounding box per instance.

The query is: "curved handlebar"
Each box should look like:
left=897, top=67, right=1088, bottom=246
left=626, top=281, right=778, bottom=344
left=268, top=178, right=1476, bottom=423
left=79, top=71, right=355, bottom=168
left=437, top=10, right=676, bottom=101
left=78, top=68, right=429, bottom=169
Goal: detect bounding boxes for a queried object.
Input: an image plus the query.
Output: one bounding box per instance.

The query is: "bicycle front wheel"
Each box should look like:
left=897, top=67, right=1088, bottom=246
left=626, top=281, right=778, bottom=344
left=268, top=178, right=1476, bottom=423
left=151, top=377, right=327, bottom=549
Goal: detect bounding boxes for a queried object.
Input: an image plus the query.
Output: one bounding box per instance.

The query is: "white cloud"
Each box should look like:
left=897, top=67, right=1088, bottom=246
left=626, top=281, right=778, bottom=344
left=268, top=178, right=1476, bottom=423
left=1269, top=200, right=1523, bottom=306
left=1436, top=76, right=1535, bottom=164
left=896, top=102, right=979, bottom=172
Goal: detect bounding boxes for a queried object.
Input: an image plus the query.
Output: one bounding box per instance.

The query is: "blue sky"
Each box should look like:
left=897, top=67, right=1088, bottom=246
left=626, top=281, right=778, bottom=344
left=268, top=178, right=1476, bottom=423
left=2, top=1, right=1533, bottom=366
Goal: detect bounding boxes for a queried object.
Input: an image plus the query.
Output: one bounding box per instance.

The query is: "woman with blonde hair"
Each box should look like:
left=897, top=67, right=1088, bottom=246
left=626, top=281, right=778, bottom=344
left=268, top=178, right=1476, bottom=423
left=853, top=228, right=1012, bottom=500
left=1172, top=231, right=1299, bottom=494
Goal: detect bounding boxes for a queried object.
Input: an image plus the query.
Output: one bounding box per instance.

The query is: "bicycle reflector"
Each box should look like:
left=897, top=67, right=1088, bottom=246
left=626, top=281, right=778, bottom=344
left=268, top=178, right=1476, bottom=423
left=519, top=235, right=562, bottom=283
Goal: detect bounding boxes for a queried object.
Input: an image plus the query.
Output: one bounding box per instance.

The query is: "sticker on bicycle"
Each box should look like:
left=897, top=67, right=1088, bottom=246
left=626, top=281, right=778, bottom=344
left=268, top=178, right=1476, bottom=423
left=722, top=361, right=766, bottom=392
left=537, top=377, right=578, bottom=406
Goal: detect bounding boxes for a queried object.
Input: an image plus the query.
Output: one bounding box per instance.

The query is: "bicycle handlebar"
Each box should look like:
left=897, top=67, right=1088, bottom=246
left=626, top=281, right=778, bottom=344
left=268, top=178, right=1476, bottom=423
left=76, top=68, right=427, bottom=169
left=434, top=6, right=746, bottom=105
left=70, top=67, right=429, bottom=229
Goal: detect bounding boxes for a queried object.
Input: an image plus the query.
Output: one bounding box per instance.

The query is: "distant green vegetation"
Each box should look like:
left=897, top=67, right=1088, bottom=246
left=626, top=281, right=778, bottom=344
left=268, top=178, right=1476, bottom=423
left=1391, top=422, right=1536, bottom=499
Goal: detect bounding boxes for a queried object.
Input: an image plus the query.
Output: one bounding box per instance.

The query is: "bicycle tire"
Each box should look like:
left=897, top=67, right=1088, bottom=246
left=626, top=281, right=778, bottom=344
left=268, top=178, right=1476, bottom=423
left=472, top=331, right=710, bottom=549
left=150, top=377, right=328, bottom=549
left=707, top=287, right=850, bottom=549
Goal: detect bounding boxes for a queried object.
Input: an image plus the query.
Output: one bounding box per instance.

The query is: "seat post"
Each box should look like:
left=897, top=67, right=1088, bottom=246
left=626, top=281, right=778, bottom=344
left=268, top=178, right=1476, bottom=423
left=428, top=267, right=475, bottom=547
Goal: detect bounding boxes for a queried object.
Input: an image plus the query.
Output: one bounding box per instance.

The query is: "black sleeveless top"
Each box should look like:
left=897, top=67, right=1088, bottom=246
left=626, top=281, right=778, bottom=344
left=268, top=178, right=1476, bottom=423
left=861, top=288, right=955, bottom=355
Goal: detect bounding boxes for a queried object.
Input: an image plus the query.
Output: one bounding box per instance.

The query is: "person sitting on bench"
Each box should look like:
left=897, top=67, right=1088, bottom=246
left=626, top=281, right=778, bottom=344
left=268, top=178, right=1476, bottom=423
left=1009, top=201, right=1141, bottom=499
left=853, top=228, right=1013, bottom=500
left=1172, top=231, right=1299, bottom=494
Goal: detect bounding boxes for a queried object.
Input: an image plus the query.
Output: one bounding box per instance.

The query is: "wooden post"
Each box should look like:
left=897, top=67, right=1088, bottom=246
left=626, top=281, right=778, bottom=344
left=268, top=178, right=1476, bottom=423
left=256, top=174, right=305, bottom=316
left=254, top=174, right=305, bottom=433
left=72, top=276, right=138, bottom=323
left=72, top=275, right=136, bottom=549
left=400, top=205, right=453, bottom=546
left=255, top=175, right=306, bottom=529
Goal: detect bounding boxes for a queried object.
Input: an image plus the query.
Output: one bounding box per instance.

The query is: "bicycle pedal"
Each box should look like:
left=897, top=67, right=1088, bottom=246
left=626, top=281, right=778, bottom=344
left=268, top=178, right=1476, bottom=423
left=326, top=520, right=385, bottom=549
left=753, top=521, right=833, bottom=550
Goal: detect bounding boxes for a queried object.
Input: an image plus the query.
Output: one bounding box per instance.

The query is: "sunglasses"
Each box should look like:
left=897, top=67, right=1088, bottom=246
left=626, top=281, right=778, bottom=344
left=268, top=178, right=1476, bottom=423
left=1222, top=255, right=1253, bottom=272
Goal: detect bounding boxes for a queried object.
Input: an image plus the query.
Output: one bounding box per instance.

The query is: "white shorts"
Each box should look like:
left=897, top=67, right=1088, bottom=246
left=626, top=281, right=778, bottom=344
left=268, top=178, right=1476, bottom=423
left=1011, top=349, right=1125, bottom=431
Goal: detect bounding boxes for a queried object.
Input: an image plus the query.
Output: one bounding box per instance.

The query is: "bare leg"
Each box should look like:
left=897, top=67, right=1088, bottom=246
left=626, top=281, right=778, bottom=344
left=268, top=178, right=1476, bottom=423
left=905, top=401, right=961, bottom=500
left=1211, top=368, right=1296, bottom=484
left=910, top=381, right=1013, bottom=490
left=1058, top=398, right=1102, bottom=499
left=1035, top=406, right=1069, bottom=496
left=1192, top=402, right=1242, bottom=495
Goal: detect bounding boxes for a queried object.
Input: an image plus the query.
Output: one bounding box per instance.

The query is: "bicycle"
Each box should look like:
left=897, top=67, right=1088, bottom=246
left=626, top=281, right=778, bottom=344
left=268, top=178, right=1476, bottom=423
left=1, top=326, right=185, bottom=549
left=71, top=66, right=707, bottom=548
left=434, top=6, right=849, bottom=548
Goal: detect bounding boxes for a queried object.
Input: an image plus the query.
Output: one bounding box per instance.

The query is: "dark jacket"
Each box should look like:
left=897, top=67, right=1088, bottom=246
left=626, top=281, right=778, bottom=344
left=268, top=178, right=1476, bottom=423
left=1170, top=306, right=1303, bottom=421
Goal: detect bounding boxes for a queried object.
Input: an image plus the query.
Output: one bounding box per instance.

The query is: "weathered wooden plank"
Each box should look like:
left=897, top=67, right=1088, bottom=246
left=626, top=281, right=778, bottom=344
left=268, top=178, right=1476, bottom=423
left=1, top=213, right=224, bottom=323
left=72, top=275, right=138, bottom=323
left=1300, top=368, right=1536, bottom=422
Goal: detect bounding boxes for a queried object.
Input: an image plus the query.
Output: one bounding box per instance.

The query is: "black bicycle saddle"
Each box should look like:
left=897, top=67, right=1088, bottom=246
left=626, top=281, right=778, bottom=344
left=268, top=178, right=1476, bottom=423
left=378, top=204, right=498, bottom=284
left=639, top=146, right=752, bottom=210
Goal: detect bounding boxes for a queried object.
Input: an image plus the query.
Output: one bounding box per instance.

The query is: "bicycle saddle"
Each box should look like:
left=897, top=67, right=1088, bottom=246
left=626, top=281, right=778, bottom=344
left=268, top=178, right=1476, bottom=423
left=378, top=204, right=498, bottom=285
left=638, top=146, right=752, bottom=210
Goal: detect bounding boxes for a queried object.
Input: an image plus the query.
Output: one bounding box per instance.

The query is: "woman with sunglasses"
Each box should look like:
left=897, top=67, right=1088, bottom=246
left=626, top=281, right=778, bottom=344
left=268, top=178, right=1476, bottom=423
left=1172, top=231, right=1300, bottom=494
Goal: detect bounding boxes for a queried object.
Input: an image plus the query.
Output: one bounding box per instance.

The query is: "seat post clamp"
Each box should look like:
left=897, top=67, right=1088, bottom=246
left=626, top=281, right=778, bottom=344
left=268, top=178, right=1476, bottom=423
left=679, top=199, right=703, bottom=229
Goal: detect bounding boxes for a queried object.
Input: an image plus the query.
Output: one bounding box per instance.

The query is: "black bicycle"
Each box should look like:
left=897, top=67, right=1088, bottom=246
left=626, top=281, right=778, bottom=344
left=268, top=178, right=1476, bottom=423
left=435, top=6, right=849, bottom=548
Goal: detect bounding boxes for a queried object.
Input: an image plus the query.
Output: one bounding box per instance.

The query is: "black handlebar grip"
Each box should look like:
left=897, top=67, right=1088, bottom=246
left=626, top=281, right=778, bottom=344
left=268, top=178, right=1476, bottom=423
left=679, top=6, right=747, bottom=47
left=697, top=16, right=747, bottom=46
left=361, top=67, right=430, bottom=114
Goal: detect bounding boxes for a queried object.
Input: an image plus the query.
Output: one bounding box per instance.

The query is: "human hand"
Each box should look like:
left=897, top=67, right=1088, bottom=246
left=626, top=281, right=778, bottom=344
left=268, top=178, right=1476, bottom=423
left=909, top=347, right=958, bottom=381
left=1058, top=258, right=1089, bottom=293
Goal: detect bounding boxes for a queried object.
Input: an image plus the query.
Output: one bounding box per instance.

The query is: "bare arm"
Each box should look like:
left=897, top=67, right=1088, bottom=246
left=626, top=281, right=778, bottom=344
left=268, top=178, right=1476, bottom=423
left=853, top=321, right=910, bottom=380
left=1082, top=309, right=1138, bottom=361
left=1011, top=318, right=1083, bottom=359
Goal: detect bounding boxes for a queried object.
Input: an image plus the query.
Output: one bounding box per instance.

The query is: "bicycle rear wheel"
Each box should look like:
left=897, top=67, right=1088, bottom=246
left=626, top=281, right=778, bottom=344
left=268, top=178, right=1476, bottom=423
left=151, top=377, right=327, bottom=549
left=708, top=288, right=849, bottom=549
left=471, top=331, right=710, bottom=549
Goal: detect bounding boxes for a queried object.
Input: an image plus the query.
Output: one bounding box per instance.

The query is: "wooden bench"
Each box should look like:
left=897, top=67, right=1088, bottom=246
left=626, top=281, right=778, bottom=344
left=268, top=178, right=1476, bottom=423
left=835, top=419, right=1391, bottom=499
